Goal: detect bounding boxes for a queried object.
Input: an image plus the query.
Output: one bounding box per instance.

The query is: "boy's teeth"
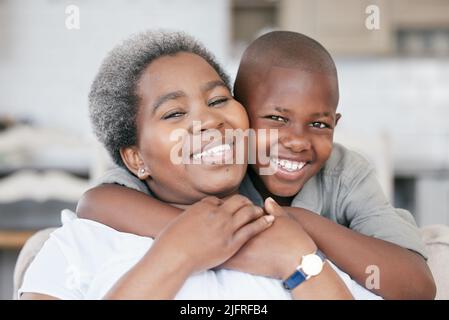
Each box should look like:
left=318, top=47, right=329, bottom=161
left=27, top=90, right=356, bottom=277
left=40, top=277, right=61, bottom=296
left=193, top=144, right=231, bottom=160
left=271, top=158, right=307, bottom=172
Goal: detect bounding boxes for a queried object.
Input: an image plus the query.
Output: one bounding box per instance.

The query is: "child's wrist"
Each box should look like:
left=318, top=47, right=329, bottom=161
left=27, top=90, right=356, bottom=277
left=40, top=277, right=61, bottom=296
left=279, top=242, right=318, bottom=280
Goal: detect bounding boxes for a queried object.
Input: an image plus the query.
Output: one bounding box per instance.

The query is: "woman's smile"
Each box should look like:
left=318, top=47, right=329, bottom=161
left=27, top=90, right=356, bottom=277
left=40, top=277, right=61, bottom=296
left=191, top=141, right=234, bottom=165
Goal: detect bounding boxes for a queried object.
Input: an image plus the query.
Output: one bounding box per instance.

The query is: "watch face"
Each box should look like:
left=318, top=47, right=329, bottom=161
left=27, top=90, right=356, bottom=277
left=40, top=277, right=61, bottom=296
left=302, top=254, right=324, bottom=276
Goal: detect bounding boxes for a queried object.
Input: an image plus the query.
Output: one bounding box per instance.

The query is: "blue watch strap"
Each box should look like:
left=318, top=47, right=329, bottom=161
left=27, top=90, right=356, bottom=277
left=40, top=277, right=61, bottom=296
left=282, top=249, right=326, bottom=291
left=316, top=249, right=326, bottom=261
left=283, top=269, right=307, bottom=290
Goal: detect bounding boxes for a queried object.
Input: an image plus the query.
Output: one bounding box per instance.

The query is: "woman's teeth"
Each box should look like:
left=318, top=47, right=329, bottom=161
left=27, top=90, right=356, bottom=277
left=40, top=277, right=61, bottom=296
left=271, top=158, right=307, bottom=172
left=192, top=144, right=231, bottom=160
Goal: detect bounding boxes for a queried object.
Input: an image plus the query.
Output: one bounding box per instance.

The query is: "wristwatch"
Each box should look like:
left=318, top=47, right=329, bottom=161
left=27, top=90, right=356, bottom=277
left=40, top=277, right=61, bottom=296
left=282, top=249, right=326, bottom=290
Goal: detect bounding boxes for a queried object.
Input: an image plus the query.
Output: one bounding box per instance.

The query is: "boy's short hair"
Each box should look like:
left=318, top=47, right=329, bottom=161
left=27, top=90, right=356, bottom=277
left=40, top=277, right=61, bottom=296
left=234, top=31, right=338, bottom=103
left=89, top=30, right=230, bottom=167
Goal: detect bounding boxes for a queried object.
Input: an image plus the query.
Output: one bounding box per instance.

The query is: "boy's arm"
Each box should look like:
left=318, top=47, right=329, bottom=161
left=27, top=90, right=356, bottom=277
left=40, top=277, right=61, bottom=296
left=284, top=206, right=436, bottom=300
left=76, top=184, right=180, bottom=238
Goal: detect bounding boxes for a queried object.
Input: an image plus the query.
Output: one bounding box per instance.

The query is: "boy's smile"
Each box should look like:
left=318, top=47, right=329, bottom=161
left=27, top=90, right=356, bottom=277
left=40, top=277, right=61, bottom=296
left=245, top=66, right=340, bottom=200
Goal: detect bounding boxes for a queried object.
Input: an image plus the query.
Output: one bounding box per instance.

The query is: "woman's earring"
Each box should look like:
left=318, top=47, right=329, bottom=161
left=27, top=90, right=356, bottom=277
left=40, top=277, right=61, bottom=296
left=138, top=168, right=147, bottom=179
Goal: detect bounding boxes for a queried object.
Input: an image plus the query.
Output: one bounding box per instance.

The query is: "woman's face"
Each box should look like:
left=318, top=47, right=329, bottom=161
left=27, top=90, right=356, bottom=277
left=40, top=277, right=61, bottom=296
left=125, top=52, right=249, bottom=204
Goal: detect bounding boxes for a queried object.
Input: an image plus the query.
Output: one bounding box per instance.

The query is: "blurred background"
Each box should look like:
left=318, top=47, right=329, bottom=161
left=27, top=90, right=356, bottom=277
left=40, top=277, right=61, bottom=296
left=1, top=0, right=448, bottom=299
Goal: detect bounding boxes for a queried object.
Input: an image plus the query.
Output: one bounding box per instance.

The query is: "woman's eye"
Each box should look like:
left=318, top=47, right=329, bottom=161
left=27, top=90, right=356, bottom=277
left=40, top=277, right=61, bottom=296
left=208, top=97, right=228, bottom=107
left=266, top=115, right=288, bottom=123
left=309, top=122, right=329, bottom=129
left=162, top=111, right=185, bottom=120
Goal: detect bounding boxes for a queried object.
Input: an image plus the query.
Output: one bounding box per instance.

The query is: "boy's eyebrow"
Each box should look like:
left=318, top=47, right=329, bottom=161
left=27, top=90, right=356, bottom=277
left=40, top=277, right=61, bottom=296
left=201, top=80, right=228, bottom=93
left=310, top=111, right=334, bottom=119
left=273, top=108, right=335, bottom=120
left=153, top=90, right=186, bottom=111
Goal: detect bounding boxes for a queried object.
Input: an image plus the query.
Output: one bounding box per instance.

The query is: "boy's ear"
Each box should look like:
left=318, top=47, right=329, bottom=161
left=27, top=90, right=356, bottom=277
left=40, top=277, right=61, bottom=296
left=335, top=113, right=342, bottom=126
left=119, top=146, right=151, bottom=180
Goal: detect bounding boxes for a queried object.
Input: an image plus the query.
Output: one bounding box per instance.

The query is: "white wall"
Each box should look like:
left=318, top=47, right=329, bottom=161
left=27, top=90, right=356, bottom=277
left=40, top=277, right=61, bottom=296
left=336, top=58, right=449, bottom=173
left=334, top=58, right=449, bottom=225
left=0, top=0, right=231, bottom=136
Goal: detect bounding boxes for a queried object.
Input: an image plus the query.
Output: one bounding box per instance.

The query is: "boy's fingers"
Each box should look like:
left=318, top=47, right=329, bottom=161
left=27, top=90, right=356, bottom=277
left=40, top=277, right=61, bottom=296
left=232, top=215, right=275, bottom=246
left=219, top=194, right=253, bottom=216
left=232, top=205, right=264, bottom=230
left=264, top=197, right=285, bottom=217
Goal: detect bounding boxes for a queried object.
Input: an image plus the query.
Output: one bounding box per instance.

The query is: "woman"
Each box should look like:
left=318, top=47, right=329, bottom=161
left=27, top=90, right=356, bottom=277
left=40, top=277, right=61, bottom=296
left=19, top=31, right=361, bottom=299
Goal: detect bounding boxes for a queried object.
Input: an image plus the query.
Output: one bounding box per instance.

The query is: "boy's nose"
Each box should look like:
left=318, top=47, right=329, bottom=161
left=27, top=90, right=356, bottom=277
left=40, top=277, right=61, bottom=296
left=279, top=133, right=312, bottom=153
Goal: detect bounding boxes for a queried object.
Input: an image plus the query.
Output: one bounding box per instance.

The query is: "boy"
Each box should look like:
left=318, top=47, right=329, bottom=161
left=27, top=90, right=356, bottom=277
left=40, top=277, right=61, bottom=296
left=77, top=31, right=435, bottom=299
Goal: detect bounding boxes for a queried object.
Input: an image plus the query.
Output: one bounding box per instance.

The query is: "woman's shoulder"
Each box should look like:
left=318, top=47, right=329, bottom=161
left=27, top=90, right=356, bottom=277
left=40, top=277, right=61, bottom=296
left=48, top=210, right=153, bottom=260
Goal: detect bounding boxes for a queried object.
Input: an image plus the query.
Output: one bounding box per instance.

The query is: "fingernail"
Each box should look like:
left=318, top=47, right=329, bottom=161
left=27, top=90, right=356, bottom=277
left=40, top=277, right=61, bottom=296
left=264, top=215, right=275, bottom=224
left=266, top=197, right=277, bottom=206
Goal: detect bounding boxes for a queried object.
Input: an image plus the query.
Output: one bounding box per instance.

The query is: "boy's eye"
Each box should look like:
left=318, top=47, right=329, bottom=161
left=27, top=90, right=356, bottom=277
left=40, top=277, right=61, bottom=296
left=266, top=115, right=288, bottom=123
left=309, top=122, right=329, bottom=129
left=208, top=97, right=228, bottom=107
left=162, top=111, right=186, bottom=120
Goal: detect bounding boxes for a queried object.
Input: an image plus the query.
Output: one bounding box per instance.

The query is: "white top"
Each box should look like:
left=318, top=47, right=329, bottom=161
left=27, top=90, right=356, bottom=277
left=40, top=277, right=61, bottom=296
left=19, top=211, right=381, bottom=300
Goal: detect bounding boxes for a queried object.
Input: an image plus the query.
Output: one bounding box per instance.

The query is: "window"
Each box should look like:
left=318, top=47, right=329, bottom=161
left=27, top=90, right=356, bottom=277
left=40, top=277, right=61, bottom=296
left=397, top=28, right=449, bottom=56
left=231, top=0, right=279, bottom=56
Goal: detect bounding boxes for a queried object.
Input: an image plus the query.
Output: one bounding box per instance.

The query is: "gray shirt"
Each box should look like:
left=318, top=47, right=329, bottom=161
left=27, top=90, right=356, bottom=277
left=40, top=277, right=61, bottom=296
left=97, top=143, right=427, bottom=259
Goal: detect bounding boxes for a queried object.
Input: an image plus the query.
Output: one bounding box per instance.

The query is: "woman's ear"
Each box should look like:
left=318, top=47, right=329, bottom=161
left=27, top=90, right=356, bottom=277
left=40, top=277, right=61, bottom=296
left=119, top=146, right=151, bottom=180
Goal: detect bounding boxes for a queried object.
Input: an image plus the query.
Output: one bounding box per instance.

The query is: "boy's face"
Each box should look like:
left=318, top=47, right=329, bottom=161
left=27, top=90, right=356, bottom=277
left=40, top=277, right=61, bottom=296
left=244, top=66, right=340, bottom=197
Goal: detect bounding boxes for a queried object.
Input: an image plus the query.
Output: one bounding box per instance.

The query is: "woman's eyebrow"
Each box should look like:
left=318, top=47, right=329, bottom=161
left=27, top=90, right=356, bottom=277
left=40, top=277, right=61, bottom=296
left=201, top=80, right=227, bottom=93
left=153, top=90, right=186, bottom=111
left=152, top=81, right=226, bottom=112
left=274, top=106, right=290, bottom=113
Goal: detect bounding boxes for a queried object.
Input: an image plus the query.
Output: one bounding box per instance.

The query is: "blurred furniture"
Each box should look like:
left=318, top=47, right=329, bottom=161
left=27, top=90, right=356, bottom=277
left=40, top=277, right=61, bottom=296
left=421, top=224, right=449, bottom=299
left=13, top=227, right=56, bottom=300
left=0, top=198, right=75, bottom=300
left=0, top=231, right=35, bottom=250
left=279, top=0, right=449, bottom=56
left=334, top=130, right=393, bottom=201
left=0, top=124, right=109, bottom=299
left=12, top=222, right=449, bottom=300
left=0, top=229, right=36, bottom=300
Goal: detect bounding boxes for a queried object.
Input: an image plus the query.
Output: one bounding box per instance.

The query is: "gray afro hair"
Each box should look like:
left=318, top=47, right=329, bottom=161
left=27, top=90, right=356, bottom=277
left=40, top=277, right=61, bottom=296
left=89, top=30, right=231, bottom=167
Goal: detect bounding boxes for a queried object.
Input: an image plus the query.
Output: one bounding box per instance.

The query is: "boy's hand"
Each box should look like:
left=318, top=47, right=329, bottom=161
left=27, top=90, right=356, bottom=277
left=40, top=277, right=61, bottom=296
left=218, top=199, right=316, bottom=280
left=264, top=197, right=292, bottom=218
left=151, top=195, right=275, bottom=275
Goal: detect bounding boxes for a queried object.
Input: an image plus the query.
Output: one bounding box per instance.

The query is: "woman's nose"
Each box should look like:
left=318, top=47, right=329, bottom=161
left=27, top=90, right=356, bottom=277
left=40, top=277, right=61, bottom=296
left=189, top=107, right=224, bottom=134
